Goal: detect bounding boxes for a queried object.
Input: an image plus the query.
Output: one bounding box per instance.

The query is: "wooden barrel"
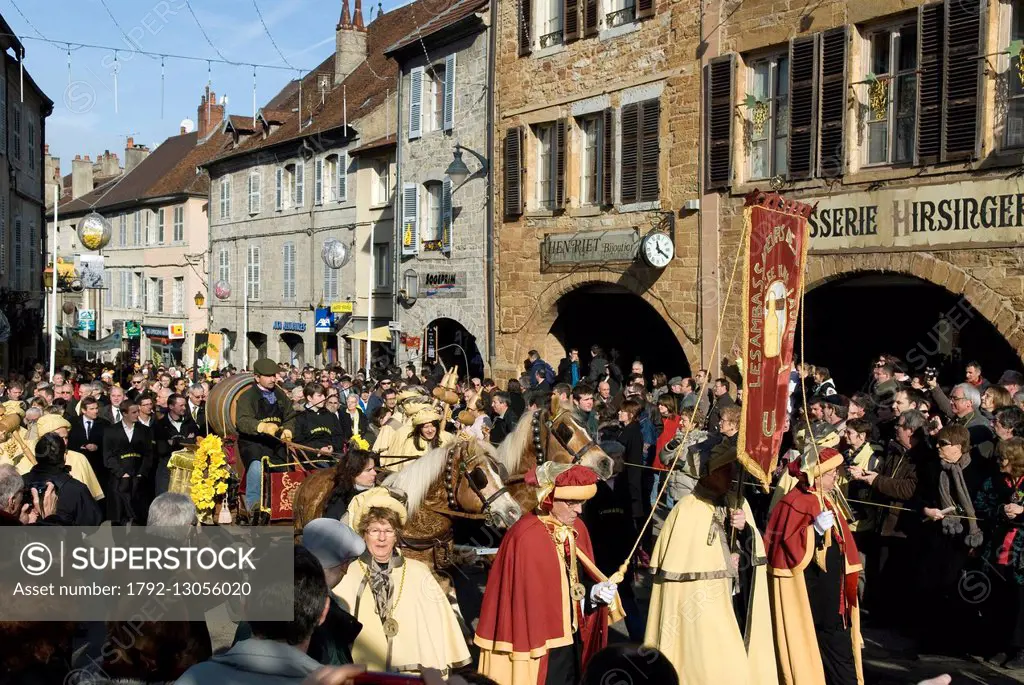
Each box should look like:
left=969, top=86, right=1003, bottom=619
left=206, top=373, right=255, bottom=438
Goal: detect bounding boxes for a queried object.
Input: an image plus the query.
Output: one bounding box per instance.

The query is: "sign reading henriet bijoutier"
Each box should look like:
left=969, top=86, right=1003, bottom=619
left=541, top=229, right=640, bottom=268
left=806, top=179, right=1024, bottom=252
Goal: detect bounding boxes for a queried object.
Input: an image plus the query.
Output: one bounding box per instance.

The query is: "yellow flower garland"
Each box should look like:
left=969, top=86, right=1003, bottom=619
left=190, top=434, right=230, bottom=519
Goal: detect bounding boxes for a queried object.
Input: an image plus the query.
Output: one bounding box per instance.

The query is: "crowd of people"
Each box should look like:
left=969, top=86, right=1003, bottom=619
left=0, top=344, right=1013, bottom=684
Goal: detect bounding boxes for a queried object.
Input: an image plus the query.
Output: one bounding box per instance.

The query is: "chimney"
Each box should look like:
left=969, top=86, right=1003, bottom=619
left=71, top=155, right=93, bottom=199
left=95, top=149, right=120, bottom=178
left=197, top=85, right=226, bottom=140
left=334, top=0, right=367, bottom=86
left=125, top=139, right=150, bottom=174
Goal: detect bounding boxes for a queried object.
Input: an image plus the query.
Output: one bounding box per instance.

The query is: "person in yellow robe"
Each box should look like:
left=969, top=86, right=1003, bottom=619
left=374, top=390, right=432, bottom=466
left=645, top=442, right=778, bottom=684
left=334, top=487, right=471, bottom=676
left=0, top=401, right=31, bottom=474
left=381, top=409, right=454, bottom=472
left=30, top=414, right=104, bottom=501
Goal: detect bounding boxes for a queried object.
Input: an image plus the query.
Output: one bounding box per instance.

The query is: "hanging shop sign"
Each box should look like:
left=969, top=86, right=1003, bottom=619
left=169, top=323, right=185, bottom=340
left=330, top=301, right=354, bottom=314
left=273, top=321, right=307, bottom=332
left=123, top=320, right=141, bottom=339
left=314, top=308, right=335, bottom=333
left=541, top=228, right=640, bottom=268
left=418, top=271, right=467, bottom=298
left=78, top=309, right=96, bottom=333
left=806, top=178, right=1024, bottom=252
left=425, top=326, right=437, bottom=361
left=143, top=325, right=169, bottom=338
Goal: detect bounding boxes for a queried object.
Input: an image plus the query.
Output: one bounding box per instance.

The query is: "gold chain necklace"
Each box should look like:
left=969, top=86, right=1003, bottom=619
left=542, top=519, right=587, bottom=613
left=360, top=558, right=408, bottom=639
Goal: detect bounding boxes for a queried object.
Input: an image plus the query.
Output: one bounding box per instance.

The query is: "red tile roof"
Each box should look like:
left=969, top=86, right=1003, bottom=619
left=385, top=0, right=488, bottom=56
left=348, top=133, right=396, bottom=156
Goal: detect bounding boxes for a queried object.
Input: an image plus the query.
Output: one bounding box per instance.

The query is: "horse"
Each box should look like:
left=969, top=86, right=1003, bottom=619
left=493, top=396, right=615, bottom=513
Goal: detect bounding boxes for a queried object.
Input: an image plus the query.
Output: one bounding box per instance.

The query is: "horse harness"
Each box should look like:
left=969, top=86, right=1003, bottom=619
left=442, top=439, right=510, bottom=514
left=531, top=408, right=601, bottom=466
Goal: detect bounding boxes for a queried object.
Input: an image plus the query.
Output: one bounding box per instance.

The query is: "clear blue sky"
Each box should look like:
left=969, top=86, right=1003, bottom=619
left=4, top=0, right=406, bottom=168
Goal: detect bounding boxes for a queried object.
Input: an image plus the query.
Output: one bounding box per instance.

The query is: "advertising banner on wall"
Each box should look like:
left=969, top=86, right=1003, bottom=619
left=737, top=191, right=813, bottom=488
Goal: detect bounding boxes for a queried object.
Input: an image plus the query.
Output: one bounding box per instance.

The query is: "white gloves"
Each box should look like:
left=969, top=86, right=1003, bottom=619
left=812, top=510, right=835, bottom=535
left=589, top=581, right=617, bottom=606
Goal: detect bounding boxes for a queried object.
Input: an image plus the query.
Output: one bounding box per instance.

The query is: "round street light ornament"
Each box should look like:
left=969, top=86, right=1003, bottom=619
left=61, top=301, right=77, bottom=315
left=214, top=280, right=232, bottom=300
left=76, top=212, right=112, bottom=251
left=322, top=239, right=350, bottom=269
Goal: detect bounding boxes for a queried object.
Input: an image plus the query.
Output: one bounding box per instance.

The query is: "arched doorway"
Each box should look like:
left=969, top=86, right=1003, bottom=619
left=279, top=333, right=305, bottom=367
left=247, top=332, right=267, bottom=364
left=549, top=283, right=690, bottom=381
left=798, top=272, right=1022, bottom=392
left=428, top=318, right=484, bottom=380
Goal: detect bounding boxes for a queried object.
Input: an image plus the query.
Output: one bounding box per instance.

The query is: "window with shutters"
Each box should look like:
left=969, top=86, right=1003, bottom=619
left=12, top=216, right=21, bottom=290
left=1003, top=2, right=1024, bottom=148
left=747, top=55, right=789, bottom=180
left=372, top=158, right=391, bottom=206
left=133, top=272, right=142, bottom=309
left=864, top=21, right=917, bottom=166
left=119, top=214, right=127, bottom=247
left=172, top=277, right=184, bottom=314
left=146, top=211, right=155, bottom=245
left=537, top=0, right=563, bottom=48
left=294, top=161, right=305, bottom=206
left=338, top=152, right=349, bottom=202
left=324, top=154, right=342, bottom=202
left=249, top=170, right=261, bottom=213
left=606, top=0, right=636, bottom=27
left=402, top=184, right=420, bottom=255
left=156, top=278, right=164, bottom=313
left=146, top=278, right=157, bottom=314
left=429, top=66, right=446, bottom=132
left=27, top=122, right=34, bottom=170
left=275, top=166, right=286, bottom=210
left=619, top=99, right=660, bottom=205
left=218, top=247, right=230, bottom=287
left=104, top=270, right=113, bottom=307
left=535, top=123, right=557, bottom=209
left=173, top=206, right=184, bottom=242
left=505, top=128, right=524, bottom=217
left=156, top=208, right=165, bottom=244
left=283, top=242, right=296, bottom=300
left=374, top=243, right=391, bottom=289
left=219, top=176, right=232, bottom=219
left=409, top=67, right=424, bottom=139
left=247, top=246, right=261, bottom=300
left=11, top=105, right=20, bottom=161
left=314, top=158, right=325, bottom=205
left=422, top=181, right=444, bottom=249
left=133, top=211, right=142, bottom=245
left=579, top=115, right=603, bottom=206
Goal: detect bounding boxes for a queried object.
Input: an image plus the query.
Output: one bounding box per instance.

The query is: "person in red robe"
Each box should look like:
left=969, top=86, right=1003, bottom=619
left=766, top=447, right=864, bottom=685
left=475, top=462, right=625, bottom=685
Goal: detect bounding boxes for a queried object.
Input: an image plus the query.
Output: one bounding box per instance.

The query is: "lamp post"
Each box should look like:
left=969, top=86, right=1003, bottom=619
left=321, top=239, right=352, bottom=373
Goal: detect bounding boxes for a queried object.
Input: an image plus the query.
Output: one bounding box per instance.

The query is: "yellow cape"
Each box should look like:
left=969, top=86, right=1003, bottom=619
left=645, top=493, right=778, bottom=684
left=380, top=430, right=454, bottom=471
left=334, top=554, right=471, bottom=675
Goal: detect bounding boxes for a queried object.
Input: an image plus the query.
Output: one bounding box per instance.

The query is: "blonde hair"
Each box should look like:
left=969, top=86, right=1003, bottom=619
left=356, top=506, right=403, bottom=536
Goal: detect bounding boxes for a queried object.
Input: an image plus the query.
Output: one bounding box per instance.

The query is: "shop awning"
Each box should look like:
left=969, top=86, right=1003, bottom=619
left=345, top=326, right=392, bottom=343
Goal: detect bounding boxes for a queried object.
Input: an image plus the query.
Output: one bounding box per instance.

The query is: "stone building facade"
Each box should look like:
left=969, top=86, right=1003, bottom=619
left=492, top=0, right=704, bottom=380
left=386, top=0, right=491, bottom=378
left=702, top=0, right=1024, bottom=386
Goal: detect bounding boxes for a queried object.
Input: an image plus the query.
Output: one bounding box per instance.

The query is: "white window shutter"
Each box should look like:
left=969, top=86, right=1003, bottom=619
left=338, top=152, right=348, bottom=202
left=443, top=54, right=456, bottom=131
left=0, top=76, right=7, bottom=157
left=314, top=158, right=324, bottom=205
left=401, top=183, right=419, bottom=255
left=409, top=67, right=424, bottom=140
left=275, top=167, right=283, bottom=210
left=295, top=162, right=305, bottom=205
left=441, top=176, right=453, bottom=253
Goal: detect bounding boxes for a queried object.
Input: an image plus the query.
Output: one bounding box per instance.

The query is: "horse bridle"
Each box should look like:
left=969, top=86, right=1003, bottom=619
left=443, top=442, right=510, bottom=513
left=531, top=409, right=601, bottom=466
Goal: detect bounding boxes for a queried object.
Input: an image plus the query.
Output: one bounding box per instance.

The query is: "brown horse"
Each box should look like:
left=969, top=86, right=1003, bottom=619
left=492, top=397, right=615, bottom=513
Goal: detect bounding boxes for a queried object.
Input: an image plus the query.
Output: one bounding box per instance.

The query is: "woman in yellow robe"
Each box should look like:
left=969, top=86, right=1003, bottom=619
left=645, top=445, right=778, bottom=684
left=334, top=487, right=470, bottom=675
left=380, top=409, right=453, bottom=472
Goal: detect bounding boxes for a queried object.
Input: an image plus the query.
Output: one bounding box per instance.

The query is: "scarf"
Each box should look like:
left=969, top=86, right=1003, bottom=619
left=367, top=553, right=398, bottom=623
left=260, top=388, right=277, bottom=405
left=938, top=454, right=983, bottom=548
left=348, top=410, right=361, bottom=437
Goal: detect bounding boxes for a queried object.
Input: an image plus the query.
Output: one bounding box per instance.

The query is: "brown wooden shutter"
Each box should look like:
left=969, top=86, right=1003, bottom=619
left=788, top=35, right=818, bottom=180
left=602, top=108, right=613, bottom=205
left=942, top=0, right=981, bottom=160
left=621, top=103, right=639, bottom=203
left=637, top=0, right=655, bottom=19
left=584, top=0, right=599, bottom=36
left=504, top=127, right=523, bottom=217
left=916, top=3, right=944, bottom=165
left=564, top=0, right=579, bottom=41
left=817, top=28, right=847, bottom=178
left=555, top=119, right=567, bottom=208
left=518, top=0, right=532, bottom=57
left=704, top=54, right=734, bottom=190
left=639, top=99, right=660, bottom=202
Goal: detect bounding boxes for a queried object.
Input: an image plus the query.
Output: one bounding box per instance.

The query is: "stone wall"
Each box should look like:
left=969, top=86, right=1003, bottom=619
left=491, top=0, right=704, bottom=380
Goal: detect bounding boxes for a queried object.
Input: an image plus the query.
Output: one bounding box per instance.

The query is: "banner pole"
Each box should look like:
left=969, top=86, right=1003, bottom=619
left=48, top=184, right=59, bottom=378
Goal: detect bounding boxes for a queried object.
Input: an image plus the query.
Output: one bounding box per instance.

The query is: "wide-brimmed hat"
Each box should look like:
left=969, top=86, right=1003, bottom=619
left=36, top=414, right=71, bottom=438
left=347, top=487, right=409, bottom=531
left=411, top=409, right=442, bottom=426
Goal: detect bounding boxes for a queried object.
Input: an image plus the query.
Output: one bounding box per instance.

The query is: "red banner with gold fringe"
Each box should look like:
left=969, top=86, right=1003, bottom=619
left=737, top=191, right=814, bottom=488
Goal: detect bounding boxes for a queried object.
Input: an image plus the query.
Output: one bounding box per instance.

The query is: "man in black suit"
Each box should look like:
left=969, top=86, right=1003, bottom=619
left=98, top=385, right=127, bottom=425
left=102, top=400, right=154, bottom=524
left=490, top=391, right=519, bottom=445
left=186, top=384, right=208, bottom=436
left=153, top=393, right=200, bottom=495
left=68, top=397, right=110, bottom=488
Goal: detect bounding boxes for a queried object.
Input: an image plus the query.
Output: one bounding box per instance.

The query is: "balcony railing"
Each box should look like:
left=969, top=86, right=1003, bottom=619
left=540, top=30, right=563, bottom=49
left=606, top=4, right=636, bottom=27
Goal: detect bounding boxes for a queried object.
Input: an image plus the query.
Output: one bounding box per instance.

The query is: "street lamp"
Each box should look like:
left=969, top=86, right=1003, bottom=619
left=194, top=291, right=206, bottom=308
left=399, top=268, right=418, bottom=307
left=445, top=144, right=488, bottom=186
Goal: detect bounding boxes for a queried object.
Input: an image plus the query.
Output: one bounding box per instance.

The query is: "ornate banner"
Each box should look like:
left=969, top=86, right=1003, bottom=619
left=737, top=191, right=813, bottom=488
left=268, top=471, right=309, bottom=521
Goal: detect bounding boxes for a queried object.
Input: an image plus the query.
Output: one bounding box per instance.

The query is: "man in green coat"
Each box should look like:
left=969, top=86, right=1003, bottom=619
left=235, top=358, right=297, bottom=515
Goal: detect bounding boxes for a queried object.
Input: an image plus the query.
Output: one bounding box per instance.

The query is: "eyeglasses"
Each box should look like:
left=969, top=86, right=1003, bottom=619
left=950, top=395, right=968, bottom=402
left=937, top=439, right=953, bottom=448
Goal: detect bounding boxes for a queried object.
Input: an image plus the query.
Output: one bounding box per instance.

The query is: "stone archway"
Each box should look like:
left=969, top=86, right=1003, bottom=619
left=504, top=271, right=700, bottom=379
left=806, top=252, right=1024, bottom=358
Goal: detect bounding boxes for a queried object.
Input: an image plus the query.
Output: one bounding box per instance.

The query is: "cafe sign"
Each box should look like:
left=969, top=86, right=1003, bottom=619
left=806, top=178, right=1024, bottom=252
left=418, top=271, right=467, bottom=298
left=541, top=229, right=640, bottom=268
